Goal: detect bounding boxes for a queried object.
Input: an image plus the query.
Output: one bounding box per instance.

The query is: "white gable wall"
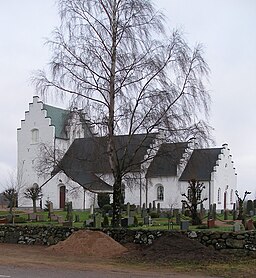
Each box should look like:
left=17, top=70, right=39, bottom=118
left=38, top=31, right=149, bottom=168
left=17, top=96, right=91, bottom=209
left=17, top=97, right=55, bottom=207
left=211, top=144, right=237, bottom=211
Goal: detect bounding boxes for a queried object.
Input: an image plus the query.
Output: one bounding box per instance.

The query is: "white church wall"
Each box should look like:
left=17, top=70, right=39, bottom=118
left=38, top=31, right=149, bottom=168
left=17, top=97, right=55, bottom=207
left=211, top=144, right=237, bottom=211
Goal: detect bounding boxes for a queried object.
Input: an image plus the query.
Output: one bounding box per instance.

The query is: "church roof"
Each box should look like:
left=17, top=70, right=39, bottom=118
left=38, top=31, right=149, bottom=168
left=53, top=133, right=157, bottom=190
left=43, top=104, right=70, bottom=139
left=179, top=148, right=222, bottom=181
left=146, top=142, right=188, bottom=178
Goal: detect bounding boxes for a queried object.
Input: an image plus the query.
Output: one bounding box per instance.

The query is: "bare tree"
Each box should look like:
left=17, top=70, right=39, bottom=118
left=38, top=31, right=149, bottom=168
left=3, top=188, right=18, bottom=214
left=24, top=185, right=43, bottom=213
left=181, top=179, right=207, bottom=225
left=33, top=0, right=211, bottom=227
left=235, top=190, right=251, bottom=221
left=34, top=143, right=65, bottom=178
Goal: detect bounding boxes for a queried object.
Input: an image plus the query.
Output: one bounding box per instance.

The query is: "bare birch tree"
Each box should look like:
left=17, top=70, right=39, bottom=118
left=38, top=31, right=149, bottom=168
left=33, top=0, right=211, bottom=227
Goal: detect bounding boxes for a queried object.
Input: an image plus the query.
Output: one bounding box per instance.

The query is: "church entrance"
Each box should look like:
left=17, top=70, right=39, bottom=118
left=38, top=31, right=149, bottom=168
left=59, top=185, right=66, bottom=209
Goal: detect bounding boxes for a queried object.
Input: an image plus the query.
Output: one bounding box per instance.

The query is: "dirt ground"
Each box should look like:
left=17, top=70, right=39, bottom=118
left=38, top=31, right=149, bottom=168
left=0, top=230, right=253, bottom=278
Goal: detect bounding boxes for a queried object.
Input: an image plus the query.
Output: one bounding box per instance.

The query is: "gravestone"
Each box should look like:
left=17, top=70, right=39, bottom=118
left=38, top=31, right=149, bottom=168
left=208, top=204, right=213, bottom=220
left=28, top=213, right=37, bottom=221
left=36, top=214, right=44, bottom=222
left=181, top=202, right=185, bottom=215
left=141, top=208, right=147, bottom=218
left=148, top=202, right=152, bottom=212
left=212, top=203, right=217, bottom=220
left=85, top=219, right=94, bottom=227
left=233, top=222, right=241, bottom=232
left=66, top=202, right=73, bottom=225
left=121, top=218, right=128, bottom=227
left=57, top=216, right=64, bottom=224
left=136, top=205, right=141, bottom=215
left=48, top=201, right=53, bottom=218
left=144, top=215, right=152, bottom=225
left=246, top=200, right=253, bottom=215
left=232, top=203, right=237, bottom=220
left=207, top=219, right=215, bottom=228
left=50, top=214, right=58, bottom=221
left=121, top=217, right=134, bottom=227
left=176, top=213, right=181, bottom=225
left=224, top=210, right=228, bottom=220
left=180, top=220, right=189, bottom=230
left=90, top=204, right=94, bottom=215
left=127, top=202, right=130, bottom=217
left=75, top=214, right=80, bottom=222
left=246, top=219, right=255, bottom=230
left=94, top=213, right=102, bottom=228
left=152, top=201, right=156, bottom=211
left=157, top=203, right=161, bottom=214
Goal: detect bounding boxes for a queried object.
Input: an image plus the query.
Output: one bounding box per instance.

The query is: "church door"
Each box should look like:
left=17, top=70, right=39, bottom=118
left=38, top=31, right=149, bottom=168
left=59, top=185, right=66, bottom=209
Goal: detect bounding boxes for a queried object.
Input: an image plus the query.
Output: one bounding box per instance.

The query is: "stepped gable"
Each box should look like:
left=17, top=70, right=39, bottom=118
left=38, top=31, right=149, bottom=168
left=146, top=142, right=188, bottom=178
left=179, top=148, right=222, bottom=181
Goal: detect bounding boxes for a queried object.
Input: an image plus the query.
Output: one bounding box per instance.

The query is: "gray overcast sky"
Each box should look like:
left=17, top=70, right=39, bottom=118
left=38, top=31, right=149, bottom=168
left=0, top=0, right=255, bottom=195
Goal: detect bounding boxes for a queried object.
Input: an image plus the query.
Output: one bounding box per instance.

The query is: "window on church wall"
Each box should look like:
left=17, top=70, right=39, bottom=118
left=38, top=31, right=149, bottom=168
left=31, top=129, right=39, bottom=144
left=188, top=188, right=201, bottom=202
left=217, top=188, right=221, bottom=204
left=157, top=185, right=164, bottom=201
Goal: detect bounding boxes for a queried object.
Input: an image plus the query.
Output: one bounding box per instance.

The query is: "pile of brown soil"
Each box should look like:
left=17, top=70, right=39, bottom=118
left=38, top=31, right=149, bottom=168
left=48, top=230, right=127, bottom=258
left=123, top=233, right=227, bottom=263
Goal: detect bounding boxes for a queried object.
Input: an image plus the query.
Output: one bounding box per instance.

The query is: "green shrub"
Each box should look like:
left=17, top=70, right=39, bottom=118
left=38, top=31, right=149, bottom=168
left=150, top=212, right=159, bottom=218
left=97, top=193, right=110, bottom=209
left=102, top=215, right=109, bottom=227
left=102, top=204, right=112, bottom=213
left=13, top=216, right=26, bottom=223
left=196, top=224, right=208, bottom=229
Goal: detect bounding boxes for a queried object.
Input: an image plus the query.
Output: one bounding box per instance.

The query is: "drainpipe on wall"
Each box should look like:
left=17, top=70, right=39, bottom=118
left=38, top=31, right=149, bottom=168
left=83, top=188, right=86, bottom=211
left=146, top=178, right=148, bottom=208
left=139, top=173, right=142, bottom=208
left=209, top=181, right=211, bottom=210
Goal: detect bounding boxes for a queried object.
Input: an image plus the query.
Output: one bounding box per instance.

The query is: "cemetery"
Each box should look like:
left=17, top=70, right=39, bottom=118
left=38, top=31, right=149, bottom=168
left=0, top=199, right=256, bottom=255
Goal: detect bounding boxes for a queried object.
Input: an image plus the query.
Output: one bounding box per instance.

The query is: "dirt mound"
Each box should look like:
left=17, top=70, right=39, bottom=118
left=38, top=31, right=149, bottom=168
left=48, top=230, right=127, bottom=258
left=123, top=233, right=226, bottom=263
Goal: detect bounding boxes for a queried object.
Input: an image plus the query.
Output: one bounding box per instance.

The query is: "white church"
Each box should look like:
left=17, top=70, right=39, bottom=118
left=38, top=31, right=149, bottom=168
left=17, top=96, right=237, bottom=211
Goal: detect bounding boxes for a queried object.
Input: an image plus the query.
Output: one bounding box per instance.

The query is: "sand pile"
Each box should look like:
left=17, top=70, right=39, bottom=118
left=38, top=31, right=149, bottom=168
left=48, top=230, right=127, bottom=257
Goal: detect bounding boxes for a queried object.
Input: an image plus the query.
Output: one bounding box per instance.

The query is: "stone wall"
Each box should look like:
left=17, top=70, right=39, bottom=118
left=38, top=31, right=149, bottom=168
left=0, top=225, right=78, bottom=245
left=0, top=225, right=255, bottom=256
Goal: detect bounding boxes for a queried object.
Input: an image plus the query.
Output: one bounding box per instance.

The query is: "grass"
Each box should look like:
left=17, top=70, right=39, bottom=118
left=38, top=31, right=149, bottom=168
left=1, top=209, right=255, bottom=232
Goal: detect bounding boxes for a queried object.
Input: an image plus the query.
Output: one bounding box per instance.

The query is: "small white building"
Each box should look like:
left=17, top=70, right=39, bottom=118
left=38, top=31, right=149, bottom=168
left=17, top=97, right=237, bottom=211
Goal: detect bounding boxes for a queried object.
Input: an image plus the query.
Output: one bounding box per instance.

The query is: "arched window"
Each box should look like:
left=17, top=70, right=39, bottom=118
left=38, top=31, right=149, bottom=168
left=217, top=188, right=221, bottom=204
left=31, top=129, right=39, bottom=144
left=157, top=185, right=164, bottom=201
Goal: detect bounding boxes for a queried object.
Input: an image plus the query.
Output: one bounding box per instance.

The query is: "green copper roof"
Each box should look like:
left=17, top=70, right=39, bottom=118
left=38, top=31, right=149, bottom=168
left=43, top=104, right=70, bottom=139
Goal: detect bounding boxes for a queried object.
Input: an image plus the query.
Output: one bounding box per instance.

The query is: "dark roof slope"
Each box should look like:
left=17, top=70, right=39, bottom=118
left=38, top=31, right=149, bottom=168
left=54, top=133, right=157, bottom=190
left=146, top=142, right=188, bottom=178
left=43, top=104, right=70, bottom=139
left=179, top=148, right=222, bottom=181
